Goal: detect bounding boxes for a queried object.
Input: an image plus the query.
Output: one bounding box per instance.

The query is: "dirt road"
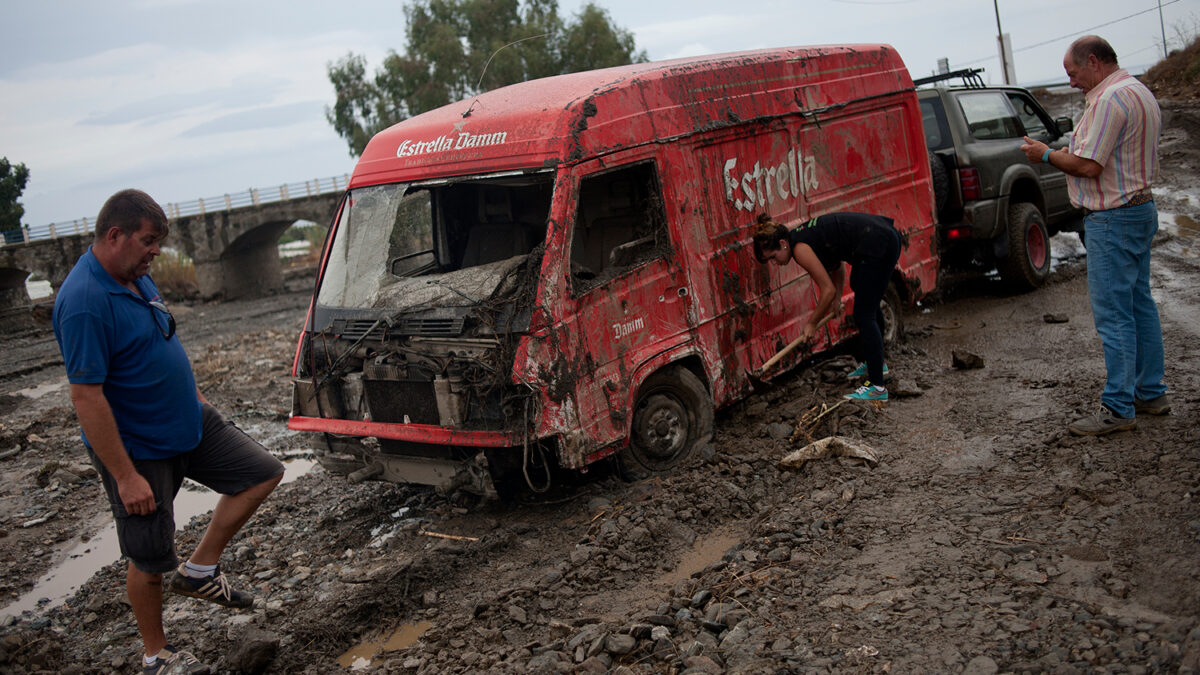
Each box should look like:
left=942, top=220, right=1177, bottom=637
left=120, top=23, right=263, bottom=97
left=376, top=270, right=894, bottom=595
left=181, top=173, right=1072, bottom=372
left=0, top=105, right=1197, bottom=674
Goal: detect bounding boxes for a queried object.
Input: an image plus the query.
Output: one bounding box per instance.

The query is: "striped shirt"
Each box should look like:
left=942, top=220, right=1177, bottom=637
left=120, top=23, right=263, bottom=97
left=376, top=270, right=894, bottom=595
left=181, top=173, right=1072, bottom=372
left=1067, top=69, right=1160, bottom=211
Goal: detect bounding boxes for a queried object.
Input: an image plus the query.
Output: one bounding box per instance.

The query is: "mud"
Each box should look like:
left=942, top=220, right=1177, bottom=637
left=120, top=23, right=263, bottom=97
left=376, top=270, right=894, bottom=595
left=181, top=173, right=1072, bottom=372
left=0, top=105, right=1198, bottom=674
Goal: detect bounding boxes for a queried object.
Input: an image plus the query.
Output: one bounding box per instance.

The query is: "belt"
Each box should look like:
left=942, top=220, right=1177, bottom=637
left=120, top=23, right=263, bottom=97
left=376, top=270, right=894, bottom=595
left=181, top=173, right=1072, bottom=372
left=1083, top=190, right=1153, bottom=217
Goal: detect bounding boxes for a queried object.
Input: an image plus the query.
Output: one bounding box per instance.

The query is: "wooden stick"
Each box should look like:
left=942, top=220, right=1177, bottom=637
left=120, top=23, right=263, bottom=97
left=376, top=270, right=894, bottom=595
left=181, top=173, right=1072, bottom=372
left=419, top=530, right=479, bottom=542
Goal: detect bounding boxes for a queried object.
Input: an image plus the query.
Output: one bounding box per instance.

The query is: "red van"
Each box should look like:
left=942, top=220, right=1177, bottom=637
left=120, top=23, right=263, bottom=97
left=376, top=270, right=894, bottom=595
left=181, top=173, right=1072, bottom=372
left=289, top=45, right=938, bottom=497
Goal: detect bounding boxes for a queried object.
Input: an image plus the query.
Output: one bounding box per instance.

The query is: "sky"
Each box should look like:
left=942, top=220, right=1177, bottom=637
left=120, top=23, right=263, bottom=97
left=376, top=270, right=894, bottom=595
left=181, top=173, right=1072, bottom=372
left=2, top=0, right=1196, bottom=230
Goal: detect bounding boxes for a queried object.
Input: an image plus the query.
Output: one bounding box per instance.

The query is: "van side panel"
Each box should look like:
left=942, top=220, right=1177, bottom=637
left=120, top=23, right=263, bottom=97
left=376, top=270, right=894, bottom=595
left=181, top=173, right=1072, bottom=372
left=691, top=97, right=936, bottom=408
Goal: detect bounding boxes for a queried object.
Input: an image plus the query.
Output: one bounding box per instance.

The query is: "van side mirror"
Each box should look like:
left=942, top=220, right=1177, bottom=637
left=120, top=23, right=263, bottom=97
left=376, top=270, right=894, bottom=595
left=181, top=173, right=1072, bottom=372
left=1054, top=116, right=1074, bottom=134
left=609, top=235, right=655, bottom=268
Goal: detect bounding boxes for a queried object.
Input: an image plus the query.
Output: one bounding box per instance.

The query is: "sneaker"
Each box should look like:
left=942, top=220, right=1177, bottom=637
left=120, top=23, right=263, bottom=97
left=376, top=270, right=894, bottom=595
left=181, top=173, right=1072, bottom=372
left=1134, top=394, right=1171, bottom=416
left=167, top=564, right=254, bottom=609
left=1068, top=407, right=1137, bottom=436
left=144, top=645, right=211, bottom=675
left=844, top=384, right=887, bottom=401
left=847, top=363, right=889, bottom=380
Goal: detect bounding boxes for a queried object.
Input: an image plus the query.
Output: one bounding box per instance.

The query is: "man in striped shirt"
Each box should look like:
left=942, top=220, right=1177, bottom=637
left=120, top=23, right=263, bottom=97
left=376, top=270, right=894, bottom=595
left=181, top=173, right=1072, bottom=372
left=1021, top=35, right=1169, bottom=436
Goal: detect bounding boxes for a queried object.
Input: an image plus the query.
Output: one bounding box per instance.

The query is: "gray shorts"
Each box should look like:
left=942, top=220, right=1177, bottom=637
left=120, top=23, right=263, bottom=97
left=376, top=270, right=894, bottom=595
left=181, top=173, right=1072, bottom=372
left=89, top=403, right=284, bottom=574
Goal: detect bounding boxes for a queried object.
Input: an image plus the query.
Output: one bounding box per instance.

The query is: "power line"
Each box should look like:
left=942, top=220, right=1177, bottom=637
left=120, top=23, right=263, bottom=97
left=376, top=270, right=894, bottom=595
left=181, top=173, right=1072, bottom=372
left=952, top=0, right=1182, bottom=68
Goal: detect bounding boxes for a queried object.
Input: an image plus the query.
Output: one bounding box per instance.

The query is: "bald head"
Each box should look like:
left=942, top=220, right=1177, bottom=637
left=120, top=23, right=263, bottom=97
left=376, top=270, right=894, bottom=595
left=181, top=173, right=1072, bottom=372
left=1067, top=36, right=1118, bottom=68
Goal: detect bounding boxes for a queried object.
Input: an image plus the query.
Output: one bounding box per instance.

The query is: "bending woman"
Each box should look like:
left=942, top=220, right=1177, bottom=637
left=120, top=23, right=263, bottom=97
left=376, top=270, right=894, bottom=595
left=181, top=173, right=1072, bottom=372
left=752, top=212, right=902, bottom=401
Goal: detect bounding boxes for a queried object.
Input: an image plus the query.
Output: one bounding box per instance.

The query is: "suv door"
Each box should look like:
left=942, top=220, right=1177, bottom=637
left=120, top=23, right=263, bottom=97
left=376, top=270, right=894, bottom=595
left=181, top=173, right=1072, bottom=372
left=1005, top=91, right=1073, bottom=221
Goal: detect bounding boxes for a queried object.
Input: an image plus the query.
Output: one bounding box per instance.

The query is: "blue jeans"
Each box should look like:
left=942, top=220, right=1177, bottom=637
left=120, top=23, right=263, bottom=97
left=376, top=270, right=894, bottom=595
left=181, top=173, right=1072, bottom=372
left=1084, top=201, right=1167, bottom=418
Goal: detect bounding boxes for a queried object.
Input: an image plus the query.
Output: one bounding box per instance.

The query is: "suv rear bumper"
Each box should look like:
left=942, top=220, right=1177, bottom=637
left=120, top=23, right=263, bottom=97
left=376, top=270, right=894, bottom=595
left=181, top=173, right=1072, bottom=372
left=941, top=195, right=1007, bottom=242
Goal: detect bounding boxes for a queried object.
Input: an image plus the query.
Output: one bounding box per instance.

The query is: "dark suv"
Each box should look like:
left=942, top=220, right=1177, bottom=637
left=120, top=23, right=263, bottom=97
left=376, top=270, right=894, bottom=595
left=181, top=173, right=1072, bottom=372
left=916, top=69, right=1082, bottom=291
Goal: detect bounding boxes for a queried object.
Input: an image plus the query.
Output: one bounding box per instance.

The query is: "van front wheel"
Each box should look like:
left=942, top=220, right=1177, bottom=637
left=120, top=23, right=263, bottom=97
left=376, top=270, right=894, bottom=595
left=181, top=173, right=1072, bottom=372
left=619, top=366, right=713, bottom=481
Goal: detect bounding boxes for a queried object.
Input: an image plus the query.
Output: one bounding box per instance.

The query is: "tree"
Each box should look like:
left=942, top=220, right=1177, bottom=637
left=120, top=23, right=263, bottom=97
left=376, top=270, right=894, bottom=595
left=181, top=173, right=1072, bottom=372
left=326, top=0, right=647, bottom=156
left=1, top=157, right=31, bottom=243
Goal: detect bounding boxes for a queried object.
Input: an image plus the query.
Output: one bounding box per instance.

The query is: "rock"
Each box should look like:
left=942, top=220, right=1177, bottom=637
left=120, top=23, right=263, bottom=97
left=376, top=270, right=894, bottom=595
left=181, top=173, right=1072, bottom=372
left=890, top=377, right=924, bottom=397
left=526, top=651, right=569, bottom=673
left=690, top=590, right=713, bottom=608
left=952, top=350, right=985, bottom=369
left=1043, top=313, right=1069, bottom=323
left=225, top=627, right=280, bottom=674
left=605, top=633, right=636, bottom=655
left=507, top=603, right=528, bottom=624
left=576, top=656, right=609, bottom=674
left=963, top=654, right=999, bottom=674
left=718, top=621, right=749, bottom=649
left=765, top=422, right=793, bottom=439
left=682, top=655, right=724, bottom=674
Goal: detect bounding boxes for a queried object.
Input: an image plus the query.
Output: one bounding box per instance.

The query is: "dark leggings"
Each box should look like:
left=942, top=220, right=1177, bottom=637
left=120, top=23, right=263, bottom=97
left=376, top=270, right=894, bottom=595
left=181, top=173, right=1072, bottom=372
left=849, top=229, right=902, bottom=385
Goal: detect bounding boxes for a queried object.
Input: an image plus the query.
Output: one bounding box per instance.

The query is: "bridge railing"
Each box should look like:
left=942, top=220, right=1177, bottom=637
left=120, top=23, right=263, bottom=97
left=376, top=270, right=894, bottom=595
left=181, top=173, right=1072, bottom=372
left=1, top=174, right=350, bottom=247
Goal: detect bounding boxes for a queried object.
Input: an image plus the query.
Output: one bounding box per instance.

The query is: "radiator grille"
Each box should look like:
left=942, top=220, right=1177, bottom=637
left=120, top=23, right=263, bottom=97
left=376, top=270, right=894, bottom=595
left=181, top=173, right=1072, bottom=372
left=338, top=316, right=465, bottom=339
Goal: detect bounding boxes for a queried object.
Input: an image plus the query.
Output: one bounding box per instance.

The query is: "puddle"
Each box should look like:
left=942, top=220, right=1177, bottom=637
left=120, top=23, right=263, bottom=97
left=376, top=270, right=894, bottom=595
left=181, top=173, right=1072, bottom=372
left=1168, top=212, right=1198, bottom=259
left=656, top=526, right=744, bottom=588
left=337, top=620, right=431, bottom=670
left=15, top=381, right=66, bottom=400
left=0, top=457, right=315, bottom=619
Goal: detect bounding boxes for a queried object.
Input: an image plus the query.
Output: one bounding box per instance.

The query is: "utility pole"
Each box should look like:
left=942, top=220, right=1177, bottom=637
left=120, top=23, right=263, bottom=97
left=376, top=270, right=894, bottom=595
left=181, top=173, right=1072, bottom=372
left=1159, top=0, right=1168, bottom=58
left=993, top=0, right=1011, bottom=85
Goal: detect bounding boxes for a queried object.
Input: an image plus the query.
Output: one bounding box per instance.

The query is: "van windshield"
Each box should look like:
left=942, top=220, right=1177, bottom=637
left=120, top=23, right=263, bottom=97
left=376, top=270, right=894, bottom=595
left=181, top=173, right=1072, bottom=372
left=316, top=174, right=553, bottom=311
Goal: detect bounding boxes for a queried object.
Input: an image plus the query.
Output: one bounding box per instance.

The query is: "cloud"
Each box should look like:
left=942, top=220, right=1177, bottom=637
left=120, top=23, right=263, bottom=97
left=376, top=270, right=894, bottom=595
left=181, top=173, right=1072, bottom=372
left=179, top=101, right=324, bottom=136
left=80, top=76, right=290, bottom=126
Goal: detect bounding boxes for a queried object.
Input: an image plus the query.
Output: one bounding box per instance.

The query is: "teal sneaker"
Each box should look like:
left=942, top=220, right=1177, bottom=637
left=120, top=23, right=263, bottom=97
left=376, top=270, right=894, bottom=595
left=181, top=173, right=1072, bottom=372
left=847, top=363, right=889, bottom=380
left=844, top=384, right=887, bottom=401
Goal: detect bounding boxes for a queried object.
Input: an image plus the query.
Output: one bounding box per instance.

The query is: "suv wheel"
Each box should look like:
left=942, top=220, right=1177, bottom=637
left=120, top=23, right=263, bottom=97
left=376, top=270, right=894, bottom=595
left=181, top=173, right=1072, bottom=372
left=998, top=202, right=1051, bottom=291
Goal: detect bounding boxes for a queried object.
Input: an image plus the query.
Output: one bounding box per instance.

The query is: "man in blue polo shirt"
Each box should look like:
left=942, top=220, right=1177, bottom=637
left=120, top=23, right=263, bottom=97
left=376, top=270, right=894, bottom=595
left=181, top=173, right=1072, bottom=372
left=53, top=189, right=284, bottom=675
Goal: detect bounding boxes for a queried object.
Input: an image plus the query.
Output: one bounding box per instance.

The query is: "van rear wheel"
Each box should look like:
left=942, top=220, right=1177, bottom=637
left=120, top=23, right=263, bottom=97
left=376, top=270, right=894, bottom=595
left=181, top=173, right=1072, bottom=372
left=998, top=202, right=1051, bottom=291
left=881, top=282, right=904, bottom=347
left=618, top=366, right=713, bottom=481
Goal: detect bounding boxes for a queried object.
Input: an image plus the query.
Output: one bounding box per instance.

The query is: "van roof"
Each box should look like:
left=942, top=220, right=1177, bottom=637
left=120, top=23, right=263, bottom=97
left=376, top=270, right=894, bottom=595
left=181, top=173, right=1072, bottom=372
left=352, top=44, right=912, bottom=187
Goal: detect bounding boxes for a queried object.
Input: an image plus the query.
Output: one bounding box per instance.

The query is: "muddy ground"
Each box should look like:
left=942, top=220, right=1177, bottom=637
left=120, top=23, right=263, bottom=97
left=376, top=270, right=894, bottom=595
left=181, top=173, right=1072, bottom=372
left=0, top=101, right=1198, bottom=674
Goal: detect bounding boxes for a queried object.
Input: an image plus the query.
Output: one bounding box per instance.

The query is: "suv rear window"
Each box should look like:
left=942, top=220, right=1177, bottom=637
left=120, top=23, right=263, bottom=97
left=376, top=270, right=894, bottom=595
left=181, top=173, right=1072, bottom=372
left=920, top=99, right=952, bottom=150
left=957, top=91, right=1022, bottom=140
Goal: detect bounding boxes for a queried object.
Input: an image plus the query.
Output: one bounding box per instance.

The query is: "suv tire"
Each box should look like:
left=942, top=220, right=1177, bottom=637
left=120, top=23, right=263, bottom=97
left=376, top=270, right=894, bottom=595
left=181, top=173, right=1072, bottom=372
left=927, top=150, right=949, bottom=214
left=998, top=202, right=1051, bottom=291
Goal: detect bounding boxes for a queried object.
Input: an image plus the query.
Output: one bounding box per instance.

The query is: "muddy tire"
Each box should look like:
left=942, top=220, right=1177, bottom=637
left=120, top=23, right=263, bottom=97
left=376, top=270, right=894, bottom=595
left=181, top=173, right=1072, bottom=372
left=618, top=366, right=713, bottom=481
left=998, top=202, right=1051, bottom=291
left=881, top=282, right=904, bottom=347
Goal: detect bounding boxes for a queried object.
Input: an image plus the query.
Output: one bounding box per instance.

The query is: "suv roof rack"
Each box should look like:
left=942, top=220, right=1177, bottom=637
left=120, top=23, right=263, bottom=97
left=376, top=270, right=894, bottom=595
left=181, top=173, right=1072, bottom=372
left=914, top=68, right=986, bottom=89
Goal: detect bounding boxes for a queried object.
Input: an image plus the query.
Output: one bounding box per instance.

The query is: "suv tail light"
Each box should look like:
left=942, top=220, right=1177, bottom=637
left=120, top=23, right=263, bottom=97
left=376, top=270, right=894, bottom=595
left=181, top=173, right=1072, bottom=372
left=959, top=167, right=981, bottom=200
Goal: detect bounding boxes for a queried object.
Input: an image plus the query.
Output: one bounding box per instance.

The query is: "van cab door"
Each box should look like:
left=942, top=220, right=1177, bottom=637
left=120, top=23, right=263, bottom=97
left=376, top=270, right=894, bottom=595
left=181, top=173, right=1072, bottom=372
left=564, top=157, right=695, bottom=452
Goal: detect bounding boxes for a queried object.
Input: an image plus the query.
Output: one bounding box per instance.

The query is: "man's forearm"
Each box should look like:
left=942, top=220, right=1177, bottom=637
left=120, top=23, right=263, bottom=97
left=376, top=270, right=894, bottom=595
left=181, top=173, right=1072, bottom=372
left=69, top=384, right=137, bottom=480
left=1045, top=148, right=1104, bottom=179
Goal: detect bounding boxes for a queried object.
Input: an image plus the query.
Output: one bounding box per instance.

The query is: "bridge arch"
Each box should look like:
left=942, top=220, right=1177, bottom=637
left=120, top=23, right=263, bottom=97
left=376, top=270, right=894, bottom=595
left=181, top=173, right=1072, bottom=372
left=0, top=182, right=342, bottom=327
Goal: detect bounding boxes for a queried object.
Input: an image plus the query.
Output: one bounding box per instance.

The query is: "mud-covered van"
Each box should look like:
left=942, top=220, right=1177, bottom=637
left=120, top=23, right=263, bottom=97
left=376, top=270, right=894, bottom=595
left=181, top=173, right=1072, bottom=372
left=289, top=45, right=939, bottom=497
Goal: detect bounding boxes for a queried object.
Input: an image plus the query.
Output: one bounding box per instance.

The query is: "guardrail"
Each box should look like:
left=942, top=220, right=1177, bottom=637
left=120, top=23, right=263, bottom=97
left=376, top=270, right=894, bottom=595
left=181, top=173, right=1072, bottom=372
left=1, top=174, right=350, bottom=247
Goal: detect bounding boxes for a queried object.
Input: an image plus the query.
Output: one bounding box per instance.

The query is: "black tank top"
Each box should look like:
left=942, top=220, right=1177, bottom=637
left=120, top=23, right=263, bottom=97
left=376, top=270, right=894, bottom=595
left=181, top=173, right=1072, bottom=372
left=787, top=212, right=896, bottom=273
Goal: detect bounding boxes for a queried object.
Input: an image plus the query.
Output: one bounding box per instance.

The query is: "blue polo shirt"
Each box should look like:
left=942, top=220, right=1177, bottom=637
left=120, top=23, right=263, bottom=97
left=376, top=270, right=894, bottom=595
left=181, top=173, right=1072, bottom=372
left=52, top=248, right=202, bottom=460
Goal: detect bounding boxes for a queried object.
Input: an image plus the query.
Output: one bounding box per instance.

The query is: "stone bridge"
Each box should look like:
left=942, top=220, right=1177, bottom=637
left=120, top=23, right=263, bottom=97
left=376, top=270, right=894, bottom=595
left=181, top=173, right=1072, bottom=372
left=0, top=181, right=344, bottom=330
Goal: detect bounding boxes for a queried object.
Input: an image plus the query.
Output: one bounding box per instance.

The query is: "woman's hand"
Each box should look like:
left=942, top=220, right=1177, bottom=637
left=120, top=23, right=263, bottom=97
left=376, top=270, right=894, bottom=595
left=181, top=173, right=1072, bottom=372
left=802, top=321, right=818, bottom=344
